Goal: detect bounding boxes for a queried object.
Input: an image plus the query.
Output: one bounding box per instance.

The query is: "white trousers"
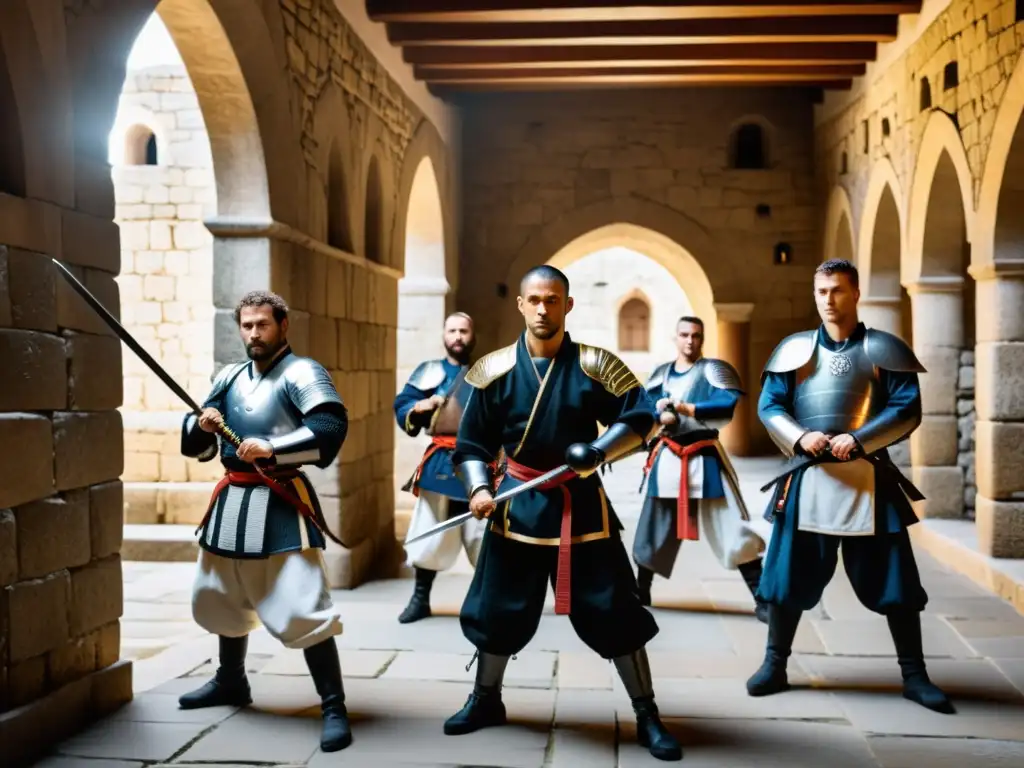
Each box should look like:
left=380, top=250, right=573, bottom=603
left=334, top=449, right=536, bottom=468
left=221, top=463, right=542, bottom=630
left=403, top=490, right=485, bottom=571
left=192, top=548, right=343, bottom=650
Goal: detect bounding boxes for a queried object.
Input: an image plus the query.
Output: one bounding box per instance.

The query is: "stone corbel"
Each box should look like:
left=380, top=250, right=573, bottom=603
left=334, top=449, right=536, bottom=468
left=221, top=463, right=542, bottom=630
left=713, top=302, right=755, bottom=324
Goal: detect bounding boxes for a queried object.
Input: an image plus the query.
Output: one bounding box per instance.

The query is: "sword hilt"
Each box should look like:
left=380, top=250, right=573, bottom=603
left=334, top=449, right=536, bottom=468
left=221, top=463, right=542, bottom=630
left=218, top=424, right=243, bottom=448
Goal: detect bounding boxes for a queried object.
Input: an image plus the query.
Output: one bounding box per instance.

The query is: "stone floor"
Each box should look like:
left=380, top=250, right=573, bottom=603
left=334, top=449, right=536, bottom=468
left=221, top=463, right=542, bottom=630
left=31, top=456, right=1024, bottom=767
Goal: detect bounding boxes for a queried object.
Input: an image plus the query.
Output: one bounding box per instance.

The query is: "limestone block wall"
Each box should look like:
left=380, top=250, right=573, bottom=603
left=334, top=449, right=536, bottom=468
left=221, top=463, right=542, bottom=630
left=457, top=89, right=822, bottom=453
left=112, top=65, right=218, bottom=493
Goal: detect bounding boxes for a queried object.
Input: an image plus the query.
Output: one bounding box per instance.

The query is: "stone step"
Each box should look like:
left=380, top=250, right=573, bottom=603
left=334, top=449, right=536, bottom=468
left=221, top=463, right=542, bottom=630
left=122, top=524, right=199, bottom=562
left=124, top=481, right=216, bottom=525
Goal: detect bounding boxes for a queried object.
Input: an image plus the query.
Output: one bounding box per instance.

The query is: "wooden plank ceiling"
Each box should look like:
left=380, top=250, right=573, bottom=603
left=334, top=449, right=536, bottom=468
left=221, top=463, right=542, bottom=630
left=365, top=1, right=922, bottom=97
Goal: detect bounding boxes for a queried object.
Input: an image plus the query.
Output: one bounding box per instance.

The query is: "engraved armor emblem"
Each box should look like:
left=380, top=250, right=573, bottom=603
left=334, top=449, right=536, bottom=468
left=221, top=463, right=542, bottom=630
left=829, top=353, right=853, bottom=377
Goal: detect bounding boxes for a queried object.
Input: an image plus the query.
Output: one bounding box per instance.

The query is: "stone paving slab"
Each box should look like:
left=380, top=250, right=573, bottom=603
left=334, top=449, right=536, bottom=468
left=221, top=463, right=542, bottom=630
left=27, top=455, right=1024, bottom=767
left=866, top=736, right=1024, bottom=767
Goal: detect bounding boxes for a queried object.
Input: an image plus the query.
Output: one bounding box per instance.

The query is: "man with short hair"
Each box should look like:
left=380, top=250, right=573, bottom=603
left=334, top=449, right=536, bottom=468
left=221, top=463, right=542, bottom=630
left=394, top=312, right=487, bottom=623
left=445, top=265, right=682, bottom=762
left=177, top=290, right=356, bottom=752
left=636, top=315, right=768, bottom=622
left=750, top=259, right=954, bottom=715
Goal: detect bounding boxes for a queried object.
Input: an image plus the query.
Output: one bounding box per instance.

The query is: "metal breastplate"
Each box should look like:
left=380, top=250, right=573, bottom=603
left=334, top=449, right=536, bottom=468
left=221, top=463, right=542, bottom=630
left=663, top=362, right=718, bottom=436
left=223, top=359, right=304, bottom=439
left=792, top=342, right=883, bottom=435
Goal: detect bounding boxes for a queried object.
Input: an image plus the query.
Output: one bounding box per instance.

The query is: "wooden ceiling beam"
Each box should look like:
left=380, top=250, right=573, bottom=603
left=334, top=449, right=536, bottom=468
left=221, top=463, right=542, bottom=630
left=368, top=1, right=920, bottom=23
left=386, top=16, right=900, bottom=46
left=428, top=78, right=854, bottom=96
left=401, top=41, right=879, bottom=67
left=418, top=63, right=866, bottom=83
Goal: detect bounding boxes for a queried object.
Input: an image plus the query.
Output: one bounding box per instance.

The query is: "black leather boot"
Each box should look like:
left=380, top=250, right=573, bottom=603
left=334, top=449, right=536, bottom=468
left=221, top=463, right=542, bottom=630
left=887, top=611, right=956, bottom=714
left=304, top=637, right=353, bottom=751
left=613, top=649, right=682, bottom=761
left=637, top=566, right=654, bottom=607
left=179, top=635, right=252, bottom=709
left=443, top=652, right=509, bottom=736
left=737, top=558, right=769, bottom=624
left=746, top=604, right=801, bottom=696
left=399, top=567, right=436, bottom=624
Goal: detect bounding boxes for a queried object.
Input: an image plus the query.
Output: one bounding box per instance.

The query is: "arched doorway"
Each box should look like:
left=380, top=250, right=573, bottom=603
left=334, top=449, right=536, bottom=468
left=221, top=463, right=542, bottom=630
left=394, top=156, right=448, bottom=526
left=905, top=112, right=976, bottom=522
left=971, top=53, right=1024, bottom=558
left=823, top=185, right=856, bottom=265
left=503, top=221, right=756, bottom=455
left=559, top=247, right=691, bottom=382
left=111, top=13, right=222, bottom=533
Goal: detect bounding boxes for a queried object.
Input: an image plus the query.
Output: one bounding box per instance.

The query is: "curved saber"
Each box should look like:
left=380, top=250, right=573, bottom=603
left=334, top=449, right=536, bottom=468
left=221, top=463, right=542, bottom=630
left=405, top=448, right=642, bottom=546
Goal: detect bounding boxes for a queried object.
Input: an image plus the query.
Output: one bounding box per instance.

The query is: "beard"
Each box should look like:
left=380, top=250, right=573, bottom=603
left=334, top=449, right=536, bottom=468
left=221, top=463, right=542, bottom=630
left=445, top=338, right=475, bottom=364
left=246, top=338, right=283, bottom=362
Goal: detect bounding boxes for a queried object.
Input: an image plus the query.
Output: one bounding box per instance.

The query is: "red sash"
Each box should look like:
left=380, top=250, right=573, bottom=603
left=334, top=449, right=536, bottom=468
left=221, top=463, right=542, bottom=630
left=504, top=457, right=574, bottom=616
left=644, top=437, right=718, bottom=541
left=196, top=469, right=319, bottom=536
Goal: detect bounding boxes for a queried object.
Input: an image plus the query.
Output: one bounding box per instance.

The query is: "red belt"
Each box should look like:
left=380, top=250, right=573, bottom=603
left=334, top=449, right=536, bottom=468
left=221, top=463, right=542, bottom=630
left=644, top=437, right=718, bottom=541
left=505, top=457, right=574, bottom=616
left=196, top=469, right=319, bottom=535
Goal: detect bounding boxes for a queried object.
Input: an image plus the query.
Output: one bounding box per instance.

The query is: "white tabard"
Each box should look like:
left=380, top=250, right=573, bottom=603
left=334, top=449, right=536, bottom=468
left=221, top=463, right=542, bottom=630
left=796, top=459, right=876, bottom=536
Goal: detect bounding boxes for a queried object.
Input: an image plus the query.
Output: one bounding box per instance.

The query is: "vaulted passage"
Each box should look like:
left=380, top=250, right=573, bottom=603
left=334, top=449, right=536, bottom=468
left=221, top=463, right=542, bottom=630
left=3, top=1, right=1024, bottom=766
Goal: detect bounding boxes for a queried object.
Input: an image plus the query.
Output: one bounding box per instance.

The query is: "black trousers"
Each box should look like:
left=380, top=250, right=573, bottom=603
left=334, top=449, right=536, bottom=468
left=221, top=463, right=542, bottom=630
left=460, top=527, right=659, bottom=659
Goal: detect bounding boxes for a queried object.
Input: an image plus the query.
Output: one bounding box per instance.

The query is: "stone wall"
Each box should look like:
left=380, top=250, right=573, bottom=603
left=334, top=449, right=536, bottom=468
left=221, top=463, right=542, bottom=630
left=814, top=0, right=1022, bottom=218
left=958, top=348, right=977, bottom=519
left=112, top=64, right=219, bottom=504
left=456, top=88, right=822, bottom=452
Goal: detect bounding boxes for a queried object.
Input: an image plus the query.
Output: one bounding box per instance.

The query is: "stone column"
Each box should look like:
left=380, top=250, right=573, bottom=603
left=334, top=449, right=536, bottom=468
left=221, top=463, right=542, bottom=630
left=906, top=276, right=965, bottom=519
left=859, top=295, right=903, bottom=337
left=395, top=275, right=449, bottom=518
left=714, top=302, right=754, bottom=456
left=969, top=262, right=1024, bottom=557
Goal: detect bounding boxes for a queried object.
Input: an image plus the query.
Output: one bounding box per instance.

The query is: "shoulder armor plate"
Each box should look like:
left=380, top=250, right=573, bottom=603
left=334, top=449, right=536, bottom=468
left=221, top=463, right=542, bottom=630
left=578, top=344, right=641, bottom=397
left=208, top=361, right=248, bottom=398
left=763, top=330, right=818, bottom=374
left=282, top=355, right=344, bottom=415
left=864, top=328, right=927, bottom=373
left=645, top=361, right=672, bottom=391
left=465, top=343, right=517, bottom=389
left=703, top=358, right=744, bottom=392
left=408, top=359, right=447, bottom=391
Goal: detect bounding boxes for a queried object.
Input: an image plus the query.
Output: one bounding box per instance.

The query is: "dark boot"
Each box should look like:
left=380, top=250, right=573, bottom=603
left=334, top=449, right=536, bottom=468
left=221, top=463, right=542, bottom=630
left=737, top=558, right=769, bottom=624
left=399, top=567, right=436, bottom=624
left=887, top=611, right=955, bottom=714
left=613, top=649, right=682, bottom=762
left=637, top=566, right=654, bottom=607
left=746, top=604, right=801, bottom=696
left=304, top=637, right=353, bottom=751
left=179, top=635, right=252, bottom=709
left=443, top=652, right=509, bottom=736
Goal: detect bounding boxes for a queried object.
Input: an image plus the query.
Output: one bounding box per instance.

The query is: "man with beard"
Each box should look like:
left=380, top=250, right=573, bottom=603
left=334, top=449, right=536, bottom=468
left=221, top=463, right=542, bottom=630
left=444, top=265, right=682, bottom=762
left=636, top=316, right=768, bottom=622
left=749, top=259, right=954, bottom=715
left=394, top=312, right=487, bottom=623
left=177, top=290, right=355, bottom=753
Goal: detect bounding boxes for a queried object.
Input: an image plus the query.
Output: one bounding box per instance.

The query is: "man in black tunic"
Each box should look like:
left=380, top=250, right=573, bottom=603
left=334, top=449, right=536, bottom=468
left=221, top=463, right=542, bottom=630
left=444, top=266, right=682, bottom=762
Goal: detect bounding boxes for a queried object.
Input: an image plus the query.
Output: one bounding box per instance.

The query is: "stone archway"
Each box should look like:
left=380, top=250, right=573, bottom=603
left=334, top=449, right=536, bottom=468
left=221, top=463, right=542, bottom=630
left=971, top=53, right=1024, bottom=558
left=393, top=156, right=448, bottom=525
left=905, top=111, right=977, bottom=522
left=502, top=210, right=756, bottom=455
left=823, top=184, right=856, bottom=265
left=857, top=158, right=910, bottom=340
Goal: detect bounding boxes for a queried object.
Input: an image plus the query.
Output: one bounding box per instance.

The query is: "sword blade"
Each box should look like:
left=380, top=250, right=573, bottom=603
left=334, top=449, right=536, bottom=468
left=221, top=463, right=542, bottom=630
left=403, top=464, right=576, bottom=546
left=52, top=258, right=204, bottom=415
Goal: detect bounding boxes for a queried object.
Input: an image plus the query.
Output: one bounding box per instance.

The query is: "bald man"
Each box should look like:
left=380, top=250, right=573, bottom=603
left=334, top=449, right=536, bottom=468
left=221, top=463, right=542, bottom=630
left=394, top=313, right=487, bottom=623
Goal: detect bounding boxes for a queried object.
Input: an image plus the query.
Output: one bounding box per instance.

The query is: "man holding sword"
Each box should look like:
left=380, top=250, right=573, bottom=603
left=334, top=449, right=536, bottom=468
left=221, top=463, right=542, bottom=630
left=435, top=265, right=682, bottom=762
